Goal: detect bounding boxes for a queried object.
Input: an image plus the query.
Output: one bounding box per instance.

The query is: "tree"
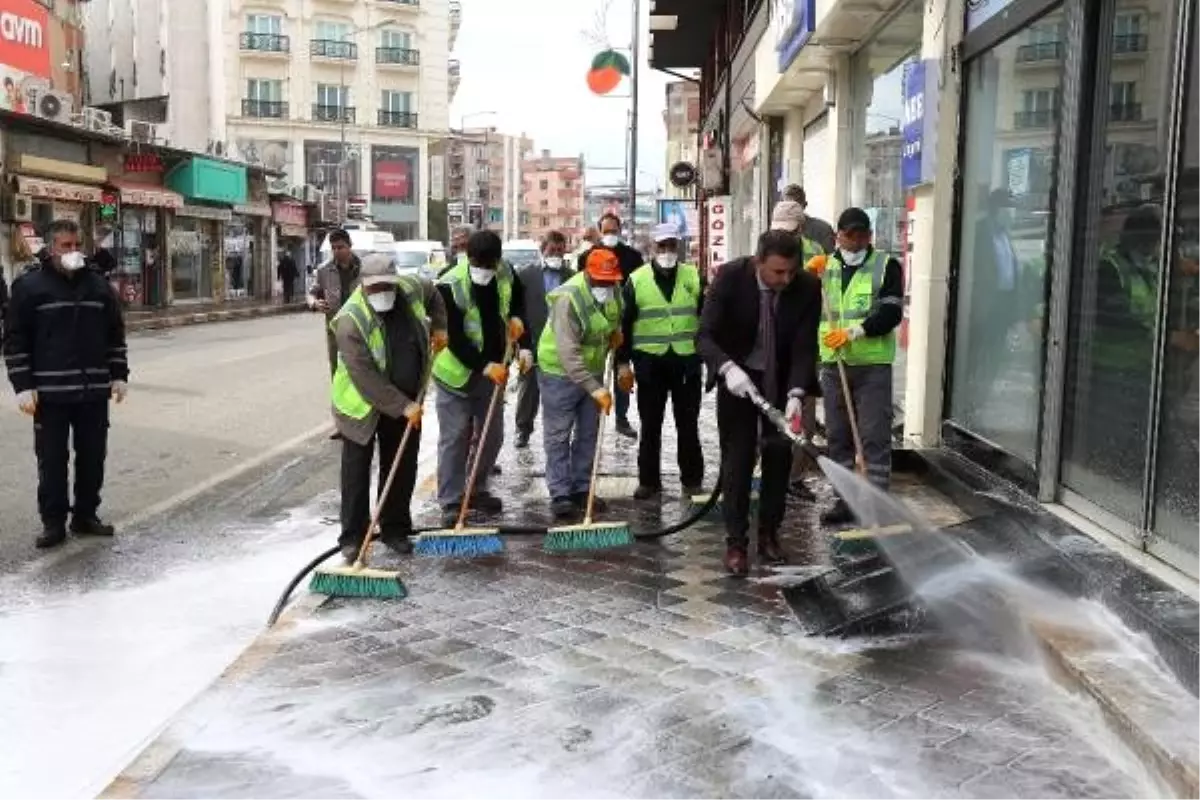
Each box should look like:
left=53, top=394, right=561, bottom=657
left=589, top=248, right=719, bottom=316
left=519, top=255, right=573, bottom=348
left=427, top=199, right=448, bottom=243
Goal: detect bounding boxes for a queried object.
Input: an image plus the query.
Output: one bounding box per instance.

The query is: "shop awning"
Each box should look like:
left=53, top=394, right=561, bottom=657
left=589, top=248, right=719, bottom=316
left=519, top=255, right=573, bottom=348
left=649, top=0, right=727, bottom=69
left=108, top=181, right=184, bottom=209
left=13, top=175, right=104, bottom=204
left=232, top=202, right=272, bottom=217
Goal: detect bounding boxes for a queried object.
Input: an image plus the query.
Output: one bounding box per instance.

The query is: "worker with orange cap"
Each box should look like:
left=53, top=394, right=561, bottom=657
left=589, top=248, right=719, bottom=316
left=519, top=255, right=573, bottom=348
left=535, top=247, right=628, bottom=519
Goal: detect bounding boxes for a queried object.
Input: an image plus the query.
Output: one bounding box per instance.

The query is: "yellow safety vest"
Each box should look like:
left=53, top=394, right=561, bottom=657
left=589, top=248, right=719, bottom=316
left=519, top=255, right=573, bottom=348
left=330, top=279, right=428, bottom=420
left=629, top=263, right=701, bottom=356
left=818, top=250, right=897, bottom=365
left=798, top=235, right=825, bottom=270
left=537, top=272, right=622, bottom=378
left=431, top=261, right=513, bottom=389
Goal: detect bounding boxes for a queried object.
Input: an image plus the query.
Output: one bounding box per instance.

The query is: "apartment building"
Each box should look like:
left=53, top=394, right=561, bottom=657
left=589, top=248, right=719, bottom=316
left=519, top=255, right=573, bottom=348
left=444, top=127, right=532, bottom=240
left=522, top=150, right=585, bottom=243
left=83, top=0, right=461, bottom=240
left=663, top=79, right=700, bottom=200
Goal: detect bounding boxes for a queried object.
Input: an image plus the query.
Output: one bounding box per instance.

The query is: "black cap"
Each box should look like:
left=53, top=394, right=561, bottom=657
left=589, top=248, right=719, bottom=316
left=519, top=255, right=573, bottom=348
left=837, top=207, right=872, bottom=233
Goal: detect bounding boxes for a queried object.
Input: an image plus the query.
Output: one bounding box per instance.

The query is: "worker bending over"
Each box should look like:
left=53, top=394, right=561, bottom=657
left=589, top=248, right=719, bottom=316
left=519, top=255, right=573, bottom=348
left=618, top=221, right=705, bottom=500
left=537, top=248, right=626, bottom=519
left=330, top=255, right=447, bottom=562
left=819, top=208, right=903, bottom=525
left=433, top=230, right=526, bottom=525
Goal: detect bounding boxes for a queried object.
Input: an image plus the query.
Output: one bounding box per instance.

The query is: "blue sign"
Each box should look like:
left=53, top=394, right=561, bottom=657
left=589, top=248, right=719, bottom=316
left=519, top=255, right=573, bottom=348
left=657, top=199, right=694, bottom=240
left=776, top=0, right=816, bottom=72
left=901, top=60, right=926, bottom=190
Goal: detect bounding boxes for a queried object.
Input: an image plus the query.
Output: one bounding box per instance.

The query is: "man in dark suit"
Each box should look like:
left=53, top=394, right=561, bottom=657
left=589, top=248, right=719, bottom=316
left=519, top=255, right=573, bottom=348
left=514, top=230, right=575, bottom=448
left=597, top=212, right=644, bottom=439
left=698, top=230, right=822, bottom=576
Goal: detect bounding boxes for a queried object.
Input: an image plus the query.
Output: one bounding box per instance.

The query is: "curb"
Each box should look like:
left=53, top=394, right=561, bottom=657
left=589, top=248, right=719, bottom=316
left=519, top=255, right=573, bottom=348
left=126, top=304, right=307, bottom=333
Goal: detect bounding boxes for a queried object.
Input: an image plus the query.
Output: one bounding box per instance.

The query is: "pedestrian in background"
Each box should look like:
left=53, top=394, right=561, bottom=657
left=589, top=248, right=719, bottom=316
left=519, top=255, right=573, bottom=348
left=782, top=185, right=837, bottom=254
left=619, top=221, right=705, bottom=501
left=698, top=230, right=822, bottom=575
left=308, top=229, right=362, bottom=377
left=596, top=212, right=644, bottom=439
left=537, top=247, right=625, bottom=519
left=4, top=219, right=129, bottom=549
left=513, top=230, right=575, bottom=449
left=433, top=229, right=526, bottom=524
left=330, top=255, right=448, bottom=562
left=819, top=208, right=903, bottom=525
left=277, top=252, right=299, bottom=305
left=441, top=225, right=473, bottom=278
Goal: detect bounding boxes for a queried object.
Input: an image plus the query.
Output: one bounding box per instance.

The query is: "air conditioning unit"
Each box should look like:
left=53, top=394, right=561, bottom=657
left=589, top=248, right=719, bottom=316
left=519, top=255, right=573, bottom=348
left=28, top=89, right=74, bottom=123
left=303, top=185, right=319, bottom=204
left=125, top=119, right=158, bottom=143
left=287, top=184, right=305, bottom=201
left=4, top=193, right=32, bottom=223
left=81, top=106, right=114, bottom=132
left=267, top=177, right=289, bottom=194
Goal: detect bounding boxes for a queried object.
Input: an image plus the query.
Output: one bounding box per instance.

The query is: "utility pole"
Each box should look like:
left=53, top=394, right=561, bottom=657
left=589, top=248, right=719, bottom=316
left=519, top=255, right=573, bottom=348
left=628, top=0, right=640, bottom=235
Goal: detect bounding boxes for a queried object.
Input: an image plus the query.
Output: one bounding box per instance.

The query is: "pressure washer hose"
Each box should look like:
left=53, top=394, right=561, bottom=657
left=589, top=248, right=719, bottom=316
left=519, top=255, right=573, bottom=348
left=266, top=476, right=725, bottom=627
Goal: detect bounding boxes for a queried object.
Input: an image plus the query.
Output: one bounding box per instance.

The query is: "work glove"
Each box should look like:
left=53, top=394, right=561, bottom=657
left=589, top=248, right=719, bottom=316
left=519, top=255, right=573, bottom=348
left=507, top=317, right=525, bottom=343
left=821, top=326, right=864, bottom=350
left=16, top=389, right=37, bottom=416
left=805, top=254, right=829, bottom=276
left=431, top=330, right=449, bottom=354
left=592, top=388, right=613, bottom=415
left=609, top=329, right=624, bottom=351
left=616, top=364, right=635, bottom=393
left=517, top=349, right=534, bottom=375
left=785, top=391, right=804, bottom=434
left=402, top=402, right=423, bottom=430
left=719, top=362, right=754, bottom=399
left=111, top=380, right=128, bottom=404
left=483, top=362, right=509, bottom=387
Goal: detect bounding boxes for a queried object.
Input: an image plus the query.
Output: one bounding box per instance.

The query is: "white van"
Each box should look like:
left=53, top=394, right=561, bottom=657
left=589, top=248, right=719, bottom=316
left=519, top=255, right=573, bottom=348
left=393, top=240, right=447, bottom=280
left=502, top=238, right=541, bottom=269
left=318, top=227, right=396, bottom=262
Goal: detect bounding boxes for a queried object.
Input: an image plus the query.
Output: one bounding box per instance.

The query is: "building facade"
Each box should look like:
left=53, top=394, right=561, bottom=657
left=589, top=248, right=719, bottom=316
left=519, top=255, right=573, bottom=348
left=663, top=79, right=701, bottom=201
left=654, top=0, right=1198, bottom=578
left=443, top=127, right=532, bottom=240
left=522, top=150, right=585, bottom=244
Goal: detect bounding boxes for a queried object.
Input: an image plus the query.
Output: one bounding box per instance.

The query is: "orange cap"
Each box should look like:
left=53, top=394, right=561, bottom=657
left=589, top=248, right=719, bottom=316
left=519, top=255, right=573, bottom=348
left=585, top=248, right=623, bottom=282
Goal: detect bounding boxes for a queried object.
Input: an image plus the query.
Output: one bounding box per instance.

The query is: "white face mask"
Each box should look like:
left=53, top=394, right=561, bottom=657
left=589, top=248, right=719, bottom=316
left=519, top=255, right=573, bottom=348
left=60, top=251, right=87, bottom=272
left=656, top=253, right=678, bottom=270
left=470, top=266, right=496, bottom=285
left=600, top=234, right=620, bottom=248
left=543, top=256, right=563, bottom=270
left=590, top=286, right=615, bottom=304
left=367, top=291, right=396, bottom=313
left=839, top=248, right=867, bottom=267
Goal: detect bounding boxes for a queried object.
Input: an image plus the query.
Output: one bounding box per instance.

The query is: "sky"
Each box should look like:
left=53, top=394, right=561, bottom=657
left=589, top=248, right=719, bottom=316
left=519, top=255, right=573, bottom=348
left=448, top=0, right=670, bottom=192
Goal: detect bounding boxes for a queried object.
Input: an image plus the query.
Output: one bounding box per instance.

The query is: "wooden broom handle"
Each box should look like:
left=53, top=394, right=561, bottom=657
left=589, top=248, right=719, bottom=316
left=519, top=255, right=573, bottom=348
left=821, top=288, right=867, bottom=475
left=582, top=353, right=613, bottom=525
left=453, top=338, right=513, bottom=530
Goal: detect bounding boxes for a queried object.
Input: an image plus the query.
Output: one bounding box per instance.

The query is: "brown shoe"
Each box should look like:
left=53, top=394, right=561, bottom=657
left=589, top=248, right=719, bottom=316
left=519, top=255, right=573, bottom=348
left=724, top=545, right=749, bottom=577
left=758, top=531, right=787, bottom=565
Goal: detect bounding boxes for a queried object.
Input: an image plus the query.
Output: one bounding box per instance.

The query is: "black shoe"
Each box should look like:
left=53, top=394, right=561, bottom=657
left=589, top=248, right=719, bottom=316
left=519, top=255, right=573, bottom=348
left=515, top=431, right=531, bottom=449
left=788, top=479, right=816, bottom=501
left=329, top=431, right=343, bottom=441
left=36, top=523, right=67, bottom=550
left=551, top=497, right=578, bottom=519
left=70, top=516, right=114, bottom=537
left=615, top=418, right=638, bottom=439
left=471, top=491, right=504, bottom=513
left=633, top=485, right=661, bottom=501
left=380, top=534, right=414, bottom=555
left=572, top=492, right=607, bottom=514
left=821, top=499, right=855, bottom=527
left=441, top=505, right=462, bottom=526
left=491, top=464, right=502, bottom=476
left=681, top=483, right=704, bottom=497
left=340, top=544, right=360, bottom=564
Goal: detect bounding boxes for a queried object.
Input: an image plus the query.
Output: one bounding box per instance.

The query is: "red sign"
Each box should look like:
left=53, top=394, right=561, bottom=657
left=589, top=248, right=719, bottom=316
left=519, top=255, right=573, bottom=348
left=123, top=153, right=164, bottom=173
left=0, top=0, right=50, bottom=79
left=373, top=160, right=410, bottom=200
left=271, top=200, right=307, bottom=227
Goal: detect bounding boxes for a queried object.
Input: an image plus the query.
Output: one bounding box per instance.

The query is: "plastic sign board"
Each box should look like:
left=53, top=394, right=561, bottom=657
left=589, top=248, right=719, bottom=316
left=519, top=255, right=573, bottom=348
left=775, top=0, right=815, bottom=72
left=704, top=195, right=730, bottom=276
left=0, top=0, right=49, bottom=79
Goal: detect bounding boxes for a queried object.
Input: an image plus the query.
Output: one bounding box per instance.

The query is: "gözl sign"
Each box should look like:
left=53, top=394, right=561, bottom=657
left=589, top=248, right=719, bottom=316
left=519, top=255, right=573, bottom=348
left=704, top=195, right=731, bottom=278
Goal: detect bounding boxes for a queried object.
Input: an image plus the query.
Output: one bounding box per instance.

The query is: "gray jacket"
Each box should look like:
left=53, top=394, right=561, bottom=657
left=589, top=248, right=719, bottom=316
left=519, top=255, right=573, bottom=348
left=515, top=261, right=576, bottom=358
left=309, top=255, right=362, bottom=321
left=332, top=279, right=447, bottom=445
left=546, top=276, right=620, bottom=395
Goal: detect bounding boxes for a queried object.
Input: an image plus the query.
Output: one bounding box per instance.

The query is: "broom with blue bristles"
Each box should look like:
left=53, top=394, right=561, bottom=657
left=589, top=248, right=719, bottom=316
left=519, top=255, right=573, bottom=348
left=545, top=354, right=634, bottom=552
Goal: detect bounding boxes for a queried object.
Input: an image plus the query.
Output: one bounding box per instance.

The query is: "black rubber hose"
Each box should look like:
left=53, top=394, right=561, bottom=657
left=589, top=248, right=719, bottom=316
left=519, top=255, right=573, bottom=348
left=266, top=475, right=725, bottom=627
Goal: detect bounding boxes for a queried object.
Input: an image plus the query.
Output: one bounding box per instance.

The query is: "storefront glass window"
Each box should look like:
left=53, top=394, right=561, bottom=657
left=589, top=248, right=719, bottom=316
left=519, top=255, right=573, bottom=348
left=170, top=219, right=214, bottom=302
left=1152, top=30, right=1198, bottom=555
left=948, top=17, right=1064, bottom=462
left=1059, top=0, right=1178, bottom=523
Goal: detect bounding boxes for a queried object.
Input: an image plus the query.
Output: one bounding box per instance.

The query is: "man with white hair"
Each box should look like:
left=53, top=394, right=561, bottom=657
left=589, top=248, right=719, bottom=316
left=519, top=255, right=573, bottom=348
left=617, top=221, right=706, bottom=500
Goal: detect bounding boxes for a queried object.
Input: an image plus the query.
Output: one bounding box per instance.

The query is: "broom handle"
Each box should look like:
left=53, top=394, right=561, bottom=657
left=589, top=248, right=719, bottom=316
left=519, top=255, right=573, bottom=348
left=821, top=288, right=867, bottom=475
left=582, top=352, right=613, bottom=525
left=454, top=338, right=513, bottom=531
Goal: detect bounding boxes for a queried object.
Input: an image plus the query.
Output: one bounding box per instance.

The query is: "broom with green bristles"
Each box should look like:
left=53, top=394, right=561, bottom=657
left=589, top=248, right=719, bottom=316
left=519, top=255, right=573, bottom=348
left=545, top=354, right=634, bottom=552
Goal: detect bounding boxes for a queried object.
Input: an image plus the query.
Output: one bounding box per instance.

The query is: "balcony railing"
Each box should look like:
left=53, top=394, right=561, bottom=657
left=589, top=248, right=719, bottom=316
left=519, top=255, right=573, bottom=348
left=1109, top=102, right=1143, bottom=122
left=240, top=32, right=290, bottom=53
left=376, top=47, right=419, bottom=65
left=378, top=110, right=418, bottom=128
left=1113, top=33, right=1148, bottom=54
left=242, top=99, right=288, bottom=118
left=1014, top=109, right=1057, bottom=128
left=1015, top=41, right=1063, bottom=62
left=312, top=104, right=355, bottom=123
left=310, top=39, right=357, bottom=60
left=378, top=0, right=419, bottom=6
left=448, top=59, right=461, bottom=78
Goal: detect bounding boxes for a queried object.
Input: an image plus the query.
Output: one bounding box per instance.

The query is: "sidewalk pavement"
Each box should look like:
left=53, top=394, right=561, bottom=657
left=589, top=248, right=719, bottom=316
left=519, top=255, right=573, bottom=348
left=125, top=300, right=307, bottom=333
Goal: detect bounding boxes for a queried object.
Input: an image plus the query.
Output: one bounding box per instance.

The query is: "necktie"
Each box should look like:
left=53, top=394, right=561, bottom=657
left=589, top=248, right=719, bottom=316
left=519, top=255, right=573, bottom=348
left=760, top=288, right=777, bottom=404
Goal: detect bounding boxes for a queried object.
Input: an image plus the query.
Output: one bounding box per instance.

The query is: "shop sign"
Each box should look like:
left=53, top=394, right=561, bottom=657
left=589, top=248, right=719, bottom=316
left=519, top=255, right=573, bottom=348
left=232, top=202, right=272, bottom=217
left=372, top=145, right=418, bottom=204
left=669, top=161, right=696, bottom=188
left=704, top=195, right=731, bottom=273
left=900, top=59, right=939, bottom=190
left=123, top=153, right=163, bottom=173
left=0, top=0, right=50, bottom=81
left=14, top=174, right=103, bottom=203
left=775, top=0, right=815, bottom=72
left=272, top=200, right=307, bottom=227
left=98, top=190, right=120, bottom=223
left=116, top=185, right=182, bottom=209
left=176, top=203, right=232, bottom=222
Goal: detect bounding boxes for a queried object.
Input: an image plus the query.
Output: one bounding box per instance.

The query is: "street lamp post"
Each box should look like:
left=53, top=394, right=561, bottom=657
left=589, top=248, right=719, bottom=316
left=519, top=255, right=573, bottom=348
left=628, top=0, right=641, bottom=228
left=460, top=111, right=497, bottom=229
left=338, top=20, right=388, bottom=221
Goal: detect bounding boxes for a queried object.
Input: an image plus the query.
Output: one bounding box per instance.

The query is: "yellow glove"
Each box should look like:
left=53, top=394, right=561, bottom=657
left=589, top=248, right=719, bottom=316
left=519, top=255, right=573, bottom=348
left=431, top=330, right=449, bottom=354
left=507, top=317, right=525, bottom=343
left=592, top=388, right=613, bottom=415
left=483, top=362, right=509, bottom=386
left=822, top=328, right=851, bottom=350
left=402, top=402, right=423, bottom=429
left=616, top=365, right=635, bottom=393
left=609, top=329, right=624, bottom=351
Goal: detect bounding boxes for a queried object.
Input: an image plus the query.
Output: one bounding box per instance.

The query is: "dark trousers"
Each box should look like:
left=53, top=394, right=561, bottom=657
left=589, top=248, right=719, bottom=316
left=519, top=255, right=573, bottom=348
left=340, top=415, right=421, bottom=551
left=515, top=366, right=540, bottom=435
left=282, top=279, right=295, bottom=304
left=615, top=384, right=630, bottom=421
left=820, top=364, right=893, bottom=490
left=635, top=355, right=703, bottom=488
left=34, top=400, right=110, bottom=526
left=717, top=385, right=792, bottom=545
